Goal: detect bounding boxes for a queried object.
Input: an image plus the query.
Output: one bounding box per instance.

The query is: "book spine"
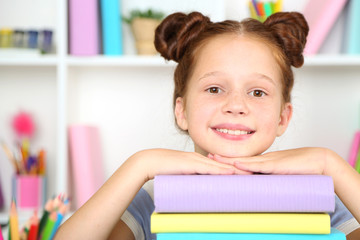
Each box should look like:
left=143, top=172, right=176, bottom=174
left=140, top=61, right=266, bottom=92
left=150, top=212, right=331, bottom=234
left=348, top=131, right=360, bottom=167
left=355, top=146, right=360, bottom=173
left=69, top=0, right=100, bottom=55
left=100, top=0, right=123, bottom=55
left=303, top=0, right=347, bottom=55
left=154, top=175, right=335, bottom=213
left=346, top=0, right=360, bottom=54
left=156, top=228, right=346, bottom=240
left=68, top=125, right=105, bottom=209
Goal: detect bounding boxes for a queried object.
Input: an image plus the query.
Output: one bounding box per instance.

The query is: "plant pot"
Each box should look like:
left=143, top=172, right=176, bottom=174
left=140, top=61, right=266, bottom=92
left=131, top=18, right=161, bottom=55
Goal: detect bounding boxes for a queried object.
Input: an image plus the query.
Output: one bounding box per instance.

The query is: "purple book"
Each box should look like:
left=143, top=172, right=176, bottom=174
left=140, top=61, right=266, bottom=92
left=69, top=0, right=99, bottom=55
left=154, top=175, right=335, bottom=213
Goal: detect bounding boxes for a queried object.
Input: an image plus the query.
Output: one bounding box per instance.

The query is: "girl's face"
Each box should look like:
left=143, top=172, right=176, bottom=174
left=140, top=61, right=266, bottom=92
left=175, top=34, right=292, bottom=157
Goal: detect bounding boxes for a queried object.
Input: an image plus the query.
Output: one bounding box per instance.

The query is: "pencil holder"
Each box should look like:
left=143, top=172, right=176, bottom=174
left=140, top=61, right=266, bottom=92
left=12, top=175, right=46, bottom=210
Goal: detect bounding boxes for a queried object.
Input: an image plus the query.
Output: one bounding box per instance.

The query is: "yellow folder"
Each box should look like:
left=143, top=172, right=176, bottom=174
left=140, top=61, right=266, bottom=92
left=151, top=212, right=330, bottom=234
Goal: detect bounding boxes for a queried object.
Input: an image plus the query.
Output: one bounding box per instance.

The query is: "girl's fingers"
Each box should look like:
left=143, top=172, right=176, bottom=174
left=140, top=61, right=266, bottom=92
left=212, top=154, right=237, bottom=165
left=234, top=161, right=273, bottom=174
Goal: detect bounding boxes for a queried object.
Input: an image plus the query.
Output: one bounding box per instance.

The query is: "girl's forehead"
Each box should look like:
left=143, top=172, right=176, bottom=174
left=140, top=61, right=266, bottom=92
left=191, top=34, right=282, bottom=85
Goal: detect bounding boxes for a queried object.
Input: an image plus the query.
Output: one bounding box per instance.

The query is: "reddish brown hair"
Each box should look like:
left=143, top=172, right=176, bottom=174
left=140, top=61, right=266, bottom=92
left=155, top=11, right=309, bottom=107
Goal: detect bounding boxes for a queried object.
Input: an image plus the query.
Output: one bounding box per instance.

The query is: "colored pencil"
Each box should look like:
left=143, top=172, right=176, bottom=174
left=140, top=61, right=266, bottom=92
left=38, top=149, right=46, bottom=175
left=10, top=200, right=20, bottom=240
left=274, top=0, right=283, bottom=13
left=49, top=203, right=69, bottom=240
left=40, top=211, right=57, bottom=240
left=28, top=212, right=39, bottom=240
left=1, top=142, right=19, bottom=173
left=37, top=198, right=53, bottom=240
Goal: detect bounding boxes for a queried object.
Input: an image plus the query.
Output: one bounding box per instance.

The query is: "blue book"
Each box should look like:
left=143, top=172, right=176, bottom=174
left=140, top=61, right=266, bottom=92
left=100, top=0, right=123, bottom=55
left=157, top=228, right=345, bottom=240
left=346, top=0, right=360, bottom=54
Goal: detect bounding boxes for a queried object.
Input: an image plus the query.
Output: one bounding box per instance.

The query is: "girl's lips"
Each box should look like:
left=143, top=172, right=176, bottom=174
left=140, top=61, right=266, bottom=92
left=211, top=124, right=255, bottom=141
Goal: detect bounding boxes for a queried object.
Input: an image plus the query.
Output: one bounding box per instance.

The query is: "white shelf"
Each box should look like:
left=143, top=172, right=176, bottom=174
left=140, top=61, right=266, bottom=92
left=0, top=55, right=58, bottom=66
left=304, top=55, right=360, bottom=66
left=66, top=55, right=175, bottom=67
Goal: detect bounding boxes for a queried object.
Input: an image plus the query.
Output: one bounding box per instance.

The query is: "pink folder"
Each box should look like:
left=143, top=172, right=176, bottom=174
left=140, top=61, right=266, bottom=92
left=68, top=125, right=105, bottom=209
left=68, top=0, right=100, bottom=55
left=302, top=0, right=347, bottom=55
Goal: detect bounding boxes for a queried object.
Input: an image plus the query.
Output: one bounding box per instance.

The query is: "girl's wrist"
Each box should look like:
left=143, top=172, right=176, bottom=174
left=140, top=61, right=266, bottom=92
left=322, top=148, right=347, bottom=178
left=128, top=149, right=158, bottom=183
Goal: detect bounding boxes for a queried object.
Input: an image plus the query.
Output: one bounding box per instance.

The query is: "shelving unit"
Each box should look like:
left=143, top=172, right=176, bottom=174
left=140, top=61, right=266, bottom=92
left=4, top=54, right=360, bottom=67
left=1, top=0, right=360, bottom=226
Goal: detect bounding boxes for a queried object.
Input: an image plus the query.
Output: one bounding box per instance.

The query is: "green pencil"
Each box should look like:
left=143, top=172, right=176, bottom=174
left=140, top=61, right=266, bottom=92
left=40, top=212, right=57, bottom=240
left=37, top=199, right=53, bottom=240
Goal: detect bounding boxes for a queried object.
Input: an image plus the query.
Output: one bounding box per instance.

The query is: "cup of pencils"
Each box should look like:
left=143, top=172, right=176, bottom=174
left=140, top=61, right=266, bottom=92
left=11, top=147, right=47, bottom=210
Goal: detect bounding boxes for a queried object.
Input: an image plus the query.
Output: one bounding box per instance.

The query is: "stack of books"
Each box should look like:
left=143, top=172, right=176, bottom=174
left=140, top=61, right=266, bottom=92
left=151, top=175, right=346, bottom=239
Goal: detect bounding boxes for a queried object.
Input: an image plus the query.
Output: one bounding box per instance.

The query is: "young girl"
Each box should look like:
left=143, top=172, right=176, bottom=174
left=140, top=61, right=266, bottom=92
left=55, top=11, right=360, bottom=240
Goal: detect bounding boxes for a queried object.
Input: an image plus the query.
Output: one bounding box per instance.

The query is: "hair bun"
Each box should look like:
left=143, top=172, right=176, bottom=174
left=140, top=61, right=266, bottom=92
left=154, top=12, right=211, bottom=62
left=264, top=12, right=309, bottom=67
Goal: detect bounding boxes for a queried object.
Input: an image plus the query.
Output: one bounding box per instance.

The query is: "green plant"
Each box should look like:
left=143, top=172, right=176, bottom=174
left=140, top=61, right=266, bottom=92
left=123, top=9, right=165, bottom=24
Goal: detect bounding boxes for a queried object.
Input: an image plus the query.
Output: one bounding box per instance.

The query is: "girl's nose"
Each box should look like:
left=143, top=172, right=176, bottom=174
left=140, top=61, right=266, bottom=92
left=222, top=92, right=249, bottom=115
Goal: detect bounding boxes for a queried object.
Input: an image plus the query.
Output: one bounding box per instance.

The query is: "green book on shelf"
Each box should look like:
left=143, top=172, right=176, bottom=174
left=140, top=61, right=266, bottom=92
left=355, top=146, right=360, bottom=173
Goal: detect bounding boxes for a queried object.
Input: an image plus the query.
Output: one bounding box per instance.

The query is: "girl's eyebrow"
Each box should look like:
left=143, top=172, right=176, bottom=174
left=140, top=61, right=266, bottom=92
left=251, top=73, right=276, bottom=85
left=198, top=71, right=224, bottom=81
left=198, top=71, right=276, bottom=85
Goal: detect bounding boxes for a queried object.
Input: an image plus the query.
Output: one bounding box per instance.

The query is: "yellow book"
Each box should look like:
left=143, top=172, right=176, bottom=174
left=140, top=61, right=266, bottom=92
left=151, top=212, right=330, bottom=234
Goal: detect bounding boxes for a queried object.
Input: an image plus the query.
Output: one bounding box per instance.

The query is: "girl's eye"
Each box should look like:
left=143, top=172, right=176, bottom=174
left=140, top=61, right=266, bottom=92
left=250, top=90, right=266, bottom=97
left=207, top=87, right=222, bottom=94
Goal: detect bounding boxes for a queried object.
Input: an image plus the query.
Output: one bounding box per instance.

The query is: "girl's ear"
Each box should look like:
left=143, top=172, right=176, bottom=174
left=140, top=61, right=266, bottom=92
left=276, top=102, right=293, bottom=136
left=175, top=97, right=189, bottom=131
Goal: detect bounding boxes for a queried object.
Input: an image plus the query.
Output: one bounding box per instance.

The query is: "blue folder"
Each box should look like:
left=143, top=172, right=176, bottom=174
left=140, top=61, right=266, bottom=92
left=100, top=0, right=123, bottom=55
left=156, top=228, right=345, bottom=240
left=346, top=0, right=360, bottom=54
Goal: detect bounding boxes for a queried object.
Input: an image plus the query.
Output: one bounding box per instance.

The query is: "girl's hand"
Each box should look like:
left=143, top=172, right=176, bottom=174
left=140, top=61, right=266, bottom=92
left=209, top=147, right=330, bottom=175
left=131, top=148, right=252, bottom=181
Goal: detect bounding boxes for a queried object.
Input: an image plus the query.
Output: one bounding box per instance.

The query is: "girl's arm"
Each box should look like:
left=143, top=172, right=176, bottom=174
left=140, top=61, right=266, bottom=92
left=325, top=149, right=360, bottom=224
left=54, top=149, right=240, bottom=240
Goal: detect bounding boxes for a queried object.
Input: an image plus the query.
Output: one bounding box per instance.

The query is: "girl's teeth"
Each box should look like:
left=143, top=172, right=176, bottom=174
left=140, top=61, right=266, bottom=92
left=216, top=128, right=250, bottom=135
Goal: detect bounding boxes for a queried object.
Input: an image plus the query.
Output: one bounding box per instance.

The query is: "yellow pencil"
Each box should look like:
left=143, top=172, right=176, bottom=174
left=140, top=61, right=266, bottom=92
left=1, top=142, right=19, bottom=173
left=10, top=200, right=20, bottom=240
left=274, top=0, right=283, bottom=13
left=248, top=1, right=259, bottom=20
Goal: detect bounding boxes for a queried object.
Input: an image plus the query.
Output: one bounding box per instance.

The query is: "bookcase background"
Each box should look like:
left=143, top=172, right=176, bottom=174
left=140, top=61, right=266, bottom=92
left=1, top=0, right=360, bottom=223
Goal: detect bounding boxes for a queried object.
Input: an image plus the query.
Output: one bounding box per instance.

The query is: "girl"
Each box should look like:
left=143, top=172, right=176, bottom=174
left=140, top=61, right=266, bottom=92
left=55, top=11, right=360, bottom=240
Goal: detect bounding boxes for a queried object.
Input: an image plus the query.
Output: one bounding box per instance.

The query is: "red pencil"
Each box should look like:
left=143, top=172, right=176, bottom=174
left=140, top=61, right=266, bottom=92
left=27, top=211, right=39, bottom=240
